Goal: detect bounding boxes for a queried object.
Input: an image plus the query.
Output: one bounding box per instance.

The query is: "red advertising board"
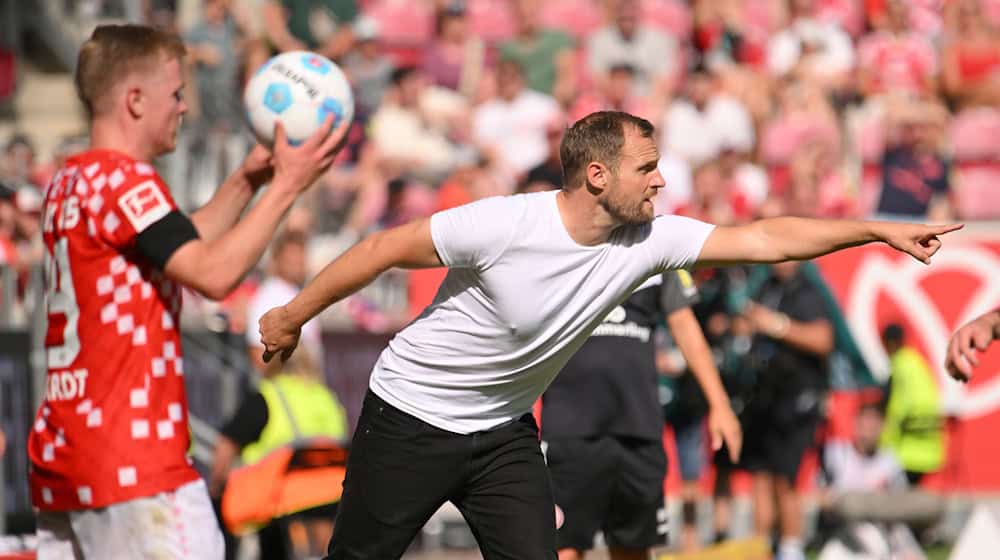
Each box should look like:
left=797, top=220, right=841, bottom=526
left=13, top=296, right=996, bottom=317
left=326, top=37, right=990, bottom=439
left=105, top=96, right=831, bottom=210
left=816, top=228, right=1000, bottom=492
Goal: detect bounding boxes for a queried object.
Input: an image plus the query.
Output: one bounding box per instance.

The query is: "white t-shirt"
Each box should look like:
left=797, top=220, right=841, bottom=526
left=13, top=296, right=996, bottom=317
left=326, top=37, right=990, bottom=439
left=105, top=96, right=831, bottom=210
left=247, top=277, right=324, bottom=367
left=661, top=96, right=755, bottom=165
left=369, top=190, right=715, bottom=433
left=824, top=441, right=908, bottom=494
left=587, top=25, right=677, bottom=95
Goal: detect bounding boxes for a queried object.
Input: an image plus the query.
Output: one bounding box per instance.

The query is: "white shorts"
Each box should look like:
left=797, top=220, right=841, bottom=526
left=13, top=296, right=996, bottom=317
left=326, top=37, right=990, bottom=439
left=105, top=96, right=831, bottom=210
left=35, top=479, right=224, bottom=560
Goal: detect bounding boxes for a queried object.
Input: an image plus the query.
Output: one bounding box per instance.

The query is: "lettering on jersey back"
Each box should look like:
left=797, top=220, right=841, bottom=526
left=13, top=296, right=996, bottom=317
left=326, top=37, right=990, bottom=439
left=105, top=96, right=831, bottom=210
left=46, top=369, right=89, bottom=401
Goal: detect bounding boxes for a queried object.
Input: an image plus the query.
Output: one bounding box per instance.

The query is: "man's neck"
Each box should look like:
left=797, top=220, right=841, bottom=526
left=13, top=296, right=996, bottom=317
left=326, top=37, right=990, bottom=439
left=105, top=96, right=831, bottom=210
left=556, top=188, right=620, bottom=246
left=89, top=119, right=151, bottom=162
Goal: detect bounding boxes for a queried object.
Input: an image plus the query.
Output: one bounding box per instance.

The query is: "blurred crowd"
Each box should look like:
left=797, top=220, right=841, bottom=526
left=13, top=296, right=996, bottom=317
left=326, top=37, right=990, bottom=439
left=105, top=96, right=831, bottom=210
left=0, top=0, right=984, bottom=555
left=5, top=0, right=1000, bottom=330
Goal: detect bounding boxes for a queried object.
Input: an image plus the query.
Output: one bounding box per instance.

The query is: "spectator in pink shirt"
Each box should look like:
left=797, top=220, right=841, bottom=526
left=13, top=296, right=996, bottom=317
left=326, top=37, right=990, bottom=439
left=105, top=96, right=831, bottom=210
left=942, top=0, right=1000, bottom=110
left=858, top=0, right=938, bottom=97
left=568, top=64, right=658, bottom=124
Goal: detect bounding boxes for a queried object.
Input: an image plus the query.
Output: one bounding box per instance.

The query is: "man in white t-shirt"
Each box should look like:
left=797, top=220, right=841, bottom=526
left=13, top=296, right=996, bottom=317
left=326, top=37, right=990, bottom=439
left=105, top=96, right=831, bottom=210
left=259, top=111, right=960, bottom=559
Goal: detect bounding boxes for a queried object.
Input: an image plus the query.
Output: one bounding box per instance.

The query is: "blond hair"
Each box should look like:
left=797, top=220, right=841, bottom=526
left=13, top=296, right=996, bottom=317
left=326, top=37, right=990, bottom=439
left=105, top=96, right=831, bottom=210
left=75, top=24, right=186, bottom=116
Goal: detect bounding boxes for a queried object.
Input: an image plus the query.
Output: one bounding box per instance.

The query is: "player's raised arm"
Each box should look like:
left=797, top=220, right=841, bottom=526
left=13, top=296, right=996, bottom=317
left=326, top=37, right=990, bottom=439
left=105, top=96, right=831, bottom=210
left=163, top=118, right=347, bottom=300
left=260, top=218, right=443, bottom=361
left=695, top=218, right=963, bottom=267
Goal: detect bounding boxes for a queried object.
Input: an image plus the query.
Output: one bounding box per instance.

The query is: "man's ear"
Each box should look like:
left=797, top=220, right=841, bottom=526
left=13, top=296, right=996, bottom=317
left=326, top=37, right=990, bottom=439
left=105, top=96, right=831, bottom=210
left=125, top=86, right=144, bottom=119
left=586, top=161, right=608, bottom=191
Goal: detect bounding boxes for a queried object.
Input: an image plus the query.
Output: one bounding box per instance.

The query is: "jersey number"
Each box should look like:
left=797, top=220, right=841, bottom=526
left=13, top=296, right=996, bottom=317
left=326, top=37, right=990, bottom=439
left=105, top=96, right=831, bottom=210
left=45, top=238, right=81, bottom=368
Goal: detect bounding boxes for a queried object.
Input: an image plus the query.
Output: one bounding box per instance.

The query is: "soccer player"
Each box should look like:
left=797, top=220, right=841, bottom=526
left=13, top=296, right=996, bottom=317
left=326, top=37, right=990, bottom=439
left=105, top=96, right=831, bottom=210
left=542, top=269, right=738, bottom=560
left=28, top=24, right=347, bottom=559
left=260, top=111, right=959, bottom=559
left=946, top=308, right=1000, bottom=381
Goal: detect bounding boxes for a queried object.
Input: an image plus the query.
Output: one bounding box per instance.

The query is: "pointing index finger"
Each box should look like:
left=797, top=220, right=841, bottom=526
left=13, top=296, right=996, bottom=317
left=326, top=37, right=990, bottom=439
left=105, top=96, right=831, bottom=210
left=933, top=223, right=964, bottom=236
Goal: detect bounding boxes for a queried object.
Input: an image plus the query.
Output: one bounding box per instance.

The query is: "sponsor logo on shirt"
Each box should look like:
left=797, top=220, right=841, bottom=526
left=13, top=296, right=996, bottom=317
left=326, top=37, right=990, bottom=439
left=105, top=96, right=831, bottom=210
left=118, top=181, right=170, bottom=233
left=593, top=305, right=651, bottom=342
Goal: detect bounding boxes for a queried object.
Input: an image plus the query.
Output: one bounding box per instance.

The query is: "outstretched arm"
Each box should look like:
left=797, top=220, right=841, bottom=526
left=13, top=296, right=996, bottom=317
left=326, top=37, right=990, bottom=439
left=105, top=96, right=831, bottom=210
left=260, top=218, right=443, bottom=361
left=946, top=309, right=1000, bottom=382
left=696, top=218, right=962, bottom=267
left=667, top=307, right=742, bottom=461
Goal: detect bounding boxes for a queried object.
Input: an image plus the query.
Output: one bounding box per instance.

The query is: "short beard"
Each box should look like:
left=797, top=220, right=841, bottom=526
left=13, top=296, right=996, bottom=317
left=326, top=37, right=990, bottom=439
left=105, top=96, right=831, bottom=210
left=599, top=187, right=654, bottom=226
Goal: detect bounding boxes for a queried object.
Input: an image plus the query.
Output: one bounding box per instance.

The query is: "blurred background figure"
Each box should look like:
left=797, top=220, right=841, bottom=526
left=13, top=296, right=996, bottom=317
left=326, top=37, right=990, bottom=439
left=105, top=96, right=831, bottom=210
left=262, top=0, right=358, bottom=60
left=587, top=0, right=678, bottom=98
left=741, top=260, right=834, bottom=560
left=210, top=231, right=347, bottom=560
left=880, top=324, right=945, bottom=486
left=816, top=403, right=930, bottom=560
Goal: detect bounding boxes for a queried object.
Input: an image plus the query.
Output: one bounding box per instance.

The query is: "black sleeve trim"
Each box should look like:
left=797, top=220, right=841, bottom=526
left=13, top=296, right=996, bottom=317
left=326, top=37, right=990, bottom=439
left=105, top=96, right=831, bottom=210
left=134, top=210, right=200, bottom=270
left=220, top=392, right=269, bottom=447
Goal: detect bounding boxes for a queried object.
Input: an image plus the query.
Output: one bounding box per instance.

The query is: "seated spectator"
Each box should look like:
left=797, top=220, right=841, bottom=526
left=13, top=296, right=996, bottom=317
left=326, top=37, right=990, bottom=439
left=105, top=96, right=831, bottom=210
left=760, top=81, right=841, bottom=193
left=661, top=65, right=755, bottom=166
left=818, top=404, right=936, bottom=560
left=858, top=0, right=938, bottom=98
left=785, top=141, right=856, bottom=219
left=473, top=59, right=560, bottom=180
left=874, top=99, right=953, bottom=221
left=369, top=67, right=467, bottom=182
left=587, top=0, right=679, bottom=97
left=499, top=0, right=576, bottom=103
left=717, top=146, right=770, bottom=222
left=261, top=0, right=358, bottom=60
left=421, top=2, right=490, bottom=100
left=568, top=64, right=658, bottom=124
left=0, top=134, right=38, bottom=189
left=342, top=16, right=395, bottom=118
left=678, top=161, right=738, bottom=225
left=767, top=0, right=854, bottom=93
left=941, top=0, right=1000, bottom=110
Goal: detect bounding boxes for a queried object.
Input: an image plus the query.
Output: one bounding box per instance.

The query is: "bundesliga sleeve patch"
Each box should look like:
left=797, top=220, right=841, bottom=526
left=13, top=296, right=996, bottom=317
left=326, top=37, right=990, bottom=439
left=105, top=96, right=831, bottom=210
left=118, top=180, right=172, bottom=234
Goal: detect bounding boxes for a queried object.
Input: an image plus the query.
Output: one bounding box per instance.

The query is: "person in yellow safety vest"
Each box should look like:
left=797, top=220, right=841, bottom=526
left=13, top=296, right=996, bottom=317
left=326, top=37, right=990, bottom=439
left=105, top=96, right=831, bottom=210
left=879, top=323, right=944, bottom=486
left=209, top=230, right=348, bottom=560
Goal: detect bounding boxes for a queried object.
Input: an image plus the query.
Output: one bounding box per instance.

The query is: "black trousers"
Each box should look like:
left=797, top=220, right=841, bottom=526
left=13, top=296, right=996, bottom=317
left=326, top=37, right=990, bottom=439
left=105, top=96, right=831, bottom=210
left=325, top=390, right=557, bottom=559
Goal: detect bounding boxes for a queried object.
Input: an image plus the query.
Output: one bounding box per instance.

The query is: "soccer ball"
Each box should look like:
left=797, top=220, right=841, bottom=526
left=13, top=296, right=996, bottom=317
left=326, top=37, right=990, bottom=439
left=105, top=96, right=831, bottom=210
left=244, top=51, right=355, bottom=146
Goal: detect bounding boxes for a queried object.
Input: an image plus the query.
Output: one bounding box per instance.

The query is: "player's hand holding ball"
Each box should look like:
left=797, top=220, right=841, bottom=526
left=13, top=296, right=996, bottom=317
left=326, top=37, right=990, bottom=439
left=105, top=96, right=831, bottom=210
left=243, top=51, right=355, bottom=192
